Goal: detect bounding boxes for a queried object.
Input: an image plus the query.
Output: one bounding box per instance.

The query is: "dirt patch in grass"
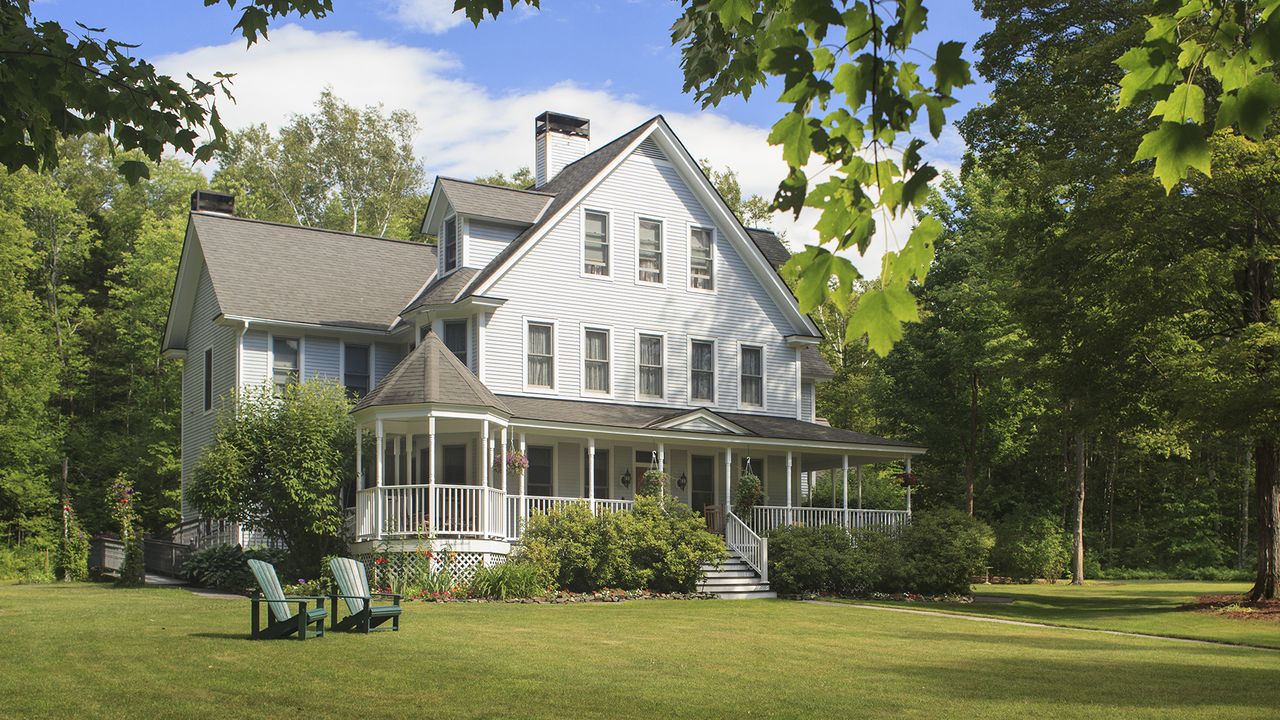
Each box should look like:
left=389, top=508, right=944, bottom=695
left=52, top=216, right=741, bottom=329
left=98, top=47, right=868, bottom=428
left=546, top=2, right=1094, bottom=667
left=1181, top=594, right=1280, bottom=621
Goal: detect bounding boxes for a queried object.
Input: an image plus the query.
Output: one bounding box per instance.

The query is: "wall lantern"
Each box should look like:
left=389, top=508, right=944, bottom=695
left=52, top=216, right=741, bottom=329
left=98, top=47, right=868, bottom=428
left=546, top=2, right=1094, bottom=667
left=676, top=472, right=688, bottom=490
left=620, top=469, right=632, bottom=487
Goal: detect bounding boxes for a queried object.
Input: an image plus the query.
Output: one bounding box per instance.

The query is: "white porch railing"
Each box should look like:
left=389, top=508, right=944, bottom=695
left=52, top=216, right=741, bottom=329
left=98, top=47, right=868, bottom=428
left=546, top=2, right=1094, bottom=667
left=725, top=511, right=768, bottom=582
left=355, top=488, right=636, bottom=542
left=750, top=506, right=910, bottom=535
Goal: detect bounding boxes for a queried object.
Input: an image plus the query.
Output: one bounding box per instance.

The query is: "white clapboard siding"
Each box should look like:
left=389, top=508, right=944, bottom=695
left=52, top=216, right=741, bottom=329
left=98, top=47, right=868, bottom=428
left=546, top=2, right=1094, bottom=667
left=484, top=144, right=799, bottom=414
left=466, top=219, right=521, bottom=269
left=241, top=329, right=269, bottom=388
left=180, top=264, right=236, bottom=520
left=303, top=336, right=341, bottom=382
left=801, top=382, right=815, bottom=422
left=374, top=342, right=405, bottom=386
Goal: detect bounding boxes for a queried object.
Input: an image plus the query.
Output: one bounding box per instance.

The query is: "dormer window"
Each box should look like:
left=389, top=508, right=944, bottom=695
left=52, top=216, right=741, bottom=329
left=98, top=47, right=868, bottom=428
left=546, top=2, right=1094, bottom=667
left=583, top=210, right=609, bottom=276
left=443, top=216, right=458, bottom=272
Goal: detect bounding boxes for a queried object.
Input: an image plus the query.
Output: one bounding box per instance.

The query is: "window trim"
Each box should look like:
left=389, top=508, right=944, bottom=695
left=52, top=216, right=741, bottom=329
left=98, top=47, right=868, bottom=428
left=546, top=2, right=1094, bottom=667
left=687, top=223, right=716, bottom=294
left=634, top=330, right=668, bottom=401
left=634, top=215, right=666, bottom=287
left=442, top=318, right=470, bottom=368
left=269, top=333, right=302, bottom=395
left=202, top=347, right=214, bottom=413
left=580, top=324, right=614, bottom=398
left=523, top=318, right=559, bottom=394
left=580, top=208, right=612, bottom=280
left=737, top=342, right=766, bottom=410
left=340, top=340, right=371, bottom=399
left=442, top=213, right=459, bottom=274
left=687, top=337, right=717, bottom=406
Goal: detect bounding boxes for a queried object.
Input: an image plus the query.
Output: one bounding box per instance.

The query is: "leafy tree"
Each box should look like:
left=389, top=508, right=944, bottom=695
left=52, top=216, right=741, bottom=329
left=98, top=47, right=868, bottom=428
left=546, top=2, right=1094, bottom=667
left=189, top=380, right=354, bottom=573
left=699, top=159, right=771, bottom=227
left=0, top=0, right=332, bottom=180
left=212, top=90, right=427, bottom=239
left=475, top=166, right=536, bottom=188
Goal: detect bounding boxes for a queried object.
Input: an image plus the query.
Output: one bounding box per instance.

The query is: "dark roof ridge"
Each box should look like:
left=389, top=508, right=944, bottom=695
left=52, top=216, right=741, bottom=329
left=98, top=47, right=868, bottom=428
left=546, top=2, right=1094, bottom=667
left=190, top=211, right=433, bottom=248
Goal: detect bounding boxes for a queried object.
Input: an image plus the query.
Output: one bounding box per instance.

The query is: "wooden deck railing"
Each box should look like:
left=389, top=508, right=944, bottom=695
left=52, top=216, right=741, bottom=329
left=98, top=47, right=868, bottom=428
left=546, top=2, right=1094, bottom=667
left=725, top=511, right=768, bottom=582
left=750, top=506, right=910, bottom=535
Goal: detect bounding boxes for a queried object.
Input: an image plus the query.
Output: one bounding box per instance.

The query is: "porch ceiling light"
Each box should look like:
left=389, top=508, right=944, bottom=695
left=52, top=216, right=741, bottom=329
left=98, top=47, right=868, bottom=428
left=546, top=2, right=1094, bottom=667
left=620, top=469, right=632, bottom=487
left=676, top=472, right=687, bottom=490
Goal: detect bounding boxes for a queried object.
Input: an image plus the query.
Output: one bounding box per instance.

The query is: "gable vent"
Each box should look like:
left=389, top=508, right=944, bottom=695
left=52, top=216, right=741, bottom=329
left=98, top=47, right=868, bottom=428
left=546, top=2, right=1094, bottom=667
left=635, top=137, right=666, bottom=162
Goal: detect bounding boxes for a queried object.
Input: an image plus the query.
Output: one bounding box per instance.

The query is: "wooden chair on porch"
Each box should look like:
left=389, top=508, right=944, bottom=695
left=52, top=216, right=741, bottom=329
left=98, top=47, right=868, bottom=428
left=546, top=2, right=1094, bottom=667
left=703, top=504, right=725, bottom=534
left=247, top=559, right=327, bottom=641
left=328, top=557, right=402, bottom=633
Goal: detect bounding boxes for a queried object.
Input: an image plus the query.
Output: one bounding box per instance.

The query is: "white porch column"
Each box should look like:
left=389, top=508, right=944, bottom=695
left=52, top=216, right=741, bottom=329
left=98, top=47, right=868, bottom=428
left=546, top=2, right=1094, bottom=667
left=657, top=442, right=665, bottom=498
left=375, top=418, right=385, bottom=540
left=427, top=415, right=436, bottom=536
left=841, top=455, right=849, bottom=528
left=587, top=437, right=597, bottom=512
left=723, top=448, right=732, bottom=512
left=785, top=451, right=793, bottom=524
left=501, top=426, right=509, bottom=494
left=905, top=456, right=913, bottom=515
left=393, top=433, right=401, bottom=485
left=857, top=464, right=864, bottom=509
left=355, top=426, right=363, bottom=490
left=481, top=420, right=491, bottom=536
left=519, top=432, right=528, bottom=531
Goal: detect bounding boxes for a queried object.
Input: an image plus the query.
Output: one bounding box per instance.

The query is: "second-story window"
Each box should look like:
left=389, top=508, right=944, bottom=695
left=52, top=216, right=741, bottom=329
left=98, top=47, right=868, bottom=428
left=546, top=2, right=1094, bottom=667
left=690, top=340, right=715, bottom=402
left=343, top=343, right=370, bottom=398
left=527, top=322, right=555, bottom=389
left=638, top=218, right=663, bottom=284
left=443, top=216, right=458, bottom=272
left=584, top=328, right=610, bottom=393
left=690, top=226, right=714, bottom=290
left=740, top=345, right=763, bottom=407
left=583, top=210, right=609, bottom=276
left=444, top=319, right=468, bottom=367
left=638, top=333, right=664, bottom=398
left=272, top=336, right=299, bottom=394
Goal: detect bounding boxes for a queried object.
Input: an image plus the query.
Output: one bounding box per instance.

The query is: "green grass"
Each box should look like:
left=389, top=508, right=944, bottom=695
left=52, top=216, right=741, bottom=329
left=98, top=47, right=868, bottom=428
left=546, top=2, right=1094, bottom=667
left=1, top=582, right=1277, bottom=719
left=855, top=581, right=1280, bottom=649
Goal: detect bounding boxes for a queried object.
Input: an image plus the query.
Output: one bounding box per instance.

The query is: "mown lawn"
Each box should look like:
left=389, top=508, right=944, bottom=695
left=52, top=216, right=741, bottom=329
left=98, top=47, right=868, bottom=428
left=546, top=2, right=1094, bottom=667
left=0, top=582, right=1276, bottom=719
left=857, top=581, right=1280, bottom=649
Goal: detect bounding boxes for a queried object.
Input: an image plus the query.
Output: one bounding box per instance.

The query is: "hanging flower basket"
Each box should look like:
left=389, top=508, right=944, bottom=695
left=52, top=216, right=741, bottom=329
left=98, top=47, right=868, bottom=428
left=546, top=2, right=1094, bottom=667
left=896, top=471, right=920, bottom=488
left=500, top=450, right=529, bottom=477
left=733, top=470, right=764, bottom=518
left=639, top=469, right=669, bottom=497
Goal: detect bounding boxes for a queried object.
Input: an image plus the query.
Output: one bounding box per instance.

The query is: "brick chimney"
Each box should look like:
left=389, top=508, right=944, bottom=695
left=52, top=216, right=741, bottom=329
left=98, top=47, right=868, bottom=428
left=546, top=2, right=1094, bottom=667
left=534, top=112, right=590, bottom=188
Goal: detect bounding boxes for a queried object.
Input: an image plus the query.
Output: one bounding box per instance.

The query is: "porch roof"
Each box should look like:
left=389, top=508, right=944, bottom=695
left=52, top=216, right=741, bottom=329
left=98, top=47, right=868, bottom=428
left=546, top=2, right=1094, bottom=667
left=353, top=331, right=511, bottom=413
left=497, top=395, right=923, bottom=450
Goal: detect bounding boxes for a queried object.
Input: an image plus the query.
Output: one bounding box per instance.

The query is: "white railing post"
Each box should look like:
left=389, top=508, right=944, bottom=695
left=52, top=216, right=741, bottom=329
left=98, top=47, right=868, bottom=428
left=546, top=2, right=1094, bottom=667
left=724, top=447, right=732, bottom=512
left=760, top=537, right=768, bottom=583
left=519, top=432, right=528, bottom=537
left=785, top=451, right=793, bottom=525
left=355, top=425, right=363, bottom=491
left=375, top=417, right=385, bottom=540
left=588, top=437, right=596, bottom=513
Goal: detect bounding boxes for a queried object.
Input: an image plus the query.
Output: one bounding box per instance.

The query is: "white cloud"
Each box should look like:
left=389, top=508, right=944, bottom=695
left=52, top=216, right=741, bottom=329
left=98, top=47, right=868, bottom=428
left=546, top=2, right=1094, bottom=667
left=159, top=25, right=962, bottom=280
left=386, top=0, right=468, bottom=34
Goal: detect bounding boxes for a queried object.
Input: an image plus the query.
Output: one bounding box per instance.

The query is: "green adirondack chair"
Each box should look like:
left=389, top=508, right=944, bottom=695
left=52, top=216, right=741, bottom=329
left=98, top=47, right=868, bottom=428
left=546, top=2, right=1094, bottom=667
left=247, top=558, right=327, bottom=641
left=328, top=557, right=402, bottom=633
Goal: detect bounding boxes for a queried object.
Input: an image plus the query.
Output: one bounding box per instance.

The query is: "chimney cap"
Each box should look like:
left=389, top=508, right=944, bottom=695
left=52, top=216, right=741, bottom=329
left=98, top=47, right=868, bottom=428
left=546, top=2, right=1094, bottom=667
left=190, top=190, right=235, bottom=215
left=535, top=111, right=590, bottom=139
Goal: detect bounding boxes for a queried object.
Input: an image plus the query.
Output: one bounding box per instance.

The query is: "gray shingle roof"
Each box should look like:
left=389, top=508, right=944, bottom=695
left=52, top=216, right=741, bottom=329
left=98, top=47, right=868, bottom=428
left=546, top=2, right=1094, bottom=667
left=457, top=117, right=661, bottom=299
left=801, top=347, right=835, bottom=380
left=354, top=331, right=511, bottom=413
left=192, top=213, right=434, bottom=331
left=402, top=267, right=478, bottom=313
left=746, top=228, right=792, bottom=270
left=436, top=177, right=552, bottom=225
left=498, top=395, right=922, bottom=448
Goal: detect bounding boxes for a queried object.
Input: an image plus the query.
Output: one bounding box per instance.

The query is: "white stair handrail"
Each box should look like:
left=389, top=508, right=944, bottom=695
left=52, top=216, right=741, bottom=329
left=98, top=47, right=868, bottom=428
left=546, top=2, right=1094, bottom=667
left=725, top=510, right=768, bottom=583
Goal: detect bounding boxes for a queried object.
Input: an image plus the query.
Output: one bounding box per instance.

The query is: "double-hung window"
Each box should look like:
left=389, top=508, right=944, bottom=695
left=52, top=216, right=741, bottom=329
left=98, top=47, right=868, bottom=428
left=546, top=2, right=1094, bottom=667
left=689, top=226, right=714, bottom=290
left=272, top=336, right=299, bottom=395
left=583, top=328, right=611, bottom=394
left=527, top=322, right=555, bottom=389
left=443, top=216, right=458, bottom=272
left=444, top=319, right=468, bottom=366
left=740, top=345, right=763, bottom=407
left=583, top=210, right=610, bottom=276
left=638, top=334, right=664, bottom=398
left=637, top=218, right=663, bottom=284
left=343, top=344, right=370, bottom=398
left=690, top=340, right=715, bottom=402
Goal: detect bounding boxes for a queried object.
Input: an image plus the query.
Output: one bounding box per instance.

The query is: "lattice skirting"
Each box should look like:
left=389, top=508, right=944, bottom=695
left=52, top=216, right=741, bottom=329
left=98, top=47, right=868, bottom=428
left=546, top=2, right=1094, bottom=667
left=361, top=547, right=506, bottom=588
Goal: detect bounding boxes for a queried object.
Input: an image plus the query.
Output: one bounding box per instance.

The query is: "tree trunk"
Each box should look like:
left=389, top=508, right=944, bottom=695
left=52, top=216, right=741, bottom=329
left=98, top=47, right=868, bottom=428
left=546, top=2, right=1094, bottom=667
left=1072, top=430, right=1086, bottom=585
left=964, top=368, right=979, bottom=516
left=1249, top=439, right=1279, bottom=601
left=1241, top=444, right=1251, bottom=570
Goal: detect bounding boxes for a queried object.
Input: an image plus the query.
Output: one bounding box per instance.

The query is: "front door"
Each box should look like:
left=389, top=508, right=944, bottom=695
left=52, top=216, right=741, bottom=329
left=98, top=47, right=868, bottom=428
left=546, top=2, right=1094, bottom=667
left=690, top=454, right=716, bottom=515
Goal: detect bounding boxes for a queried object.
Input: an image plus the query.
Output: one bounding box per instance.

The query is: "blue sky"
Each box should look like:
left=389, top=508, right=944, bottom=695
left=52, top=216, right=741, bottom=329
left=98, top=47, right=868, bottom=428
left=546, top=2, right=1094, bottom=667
left=34, top=0, right=994, bottom=274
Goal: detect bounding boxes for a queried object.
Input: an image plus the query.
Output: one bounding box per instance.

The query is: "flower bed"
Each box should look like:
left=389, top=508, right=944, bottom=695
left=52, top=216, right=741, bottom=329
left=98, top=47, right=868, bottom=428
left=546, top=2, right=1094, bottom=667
left=411, top=587, right=718, bottom=604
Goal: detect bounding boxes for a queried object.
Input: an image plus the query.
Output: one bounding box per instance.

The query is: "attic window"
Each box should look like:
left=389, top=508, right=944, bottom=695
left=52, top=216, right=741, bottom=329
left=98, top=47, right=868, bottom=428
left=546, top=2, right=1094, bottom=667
left=443, top=216, right=458, bottom=272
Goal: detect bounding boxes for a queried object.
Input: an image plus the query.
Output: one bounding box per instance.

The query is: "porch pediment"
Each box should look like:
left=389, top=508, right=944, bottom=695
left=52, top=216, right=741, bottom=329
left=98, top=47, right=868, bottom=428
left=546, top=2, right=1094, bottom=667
left=648, top=409, right=750, bottom=435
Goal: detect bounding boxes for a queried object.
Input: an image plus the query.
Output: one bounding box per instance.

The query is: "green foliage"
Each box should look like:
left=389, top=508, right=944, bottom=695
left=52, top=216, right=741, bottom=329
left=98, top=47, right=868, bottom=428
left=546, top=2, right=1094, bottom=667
left=0, top=541, right=53, bottom=582
left=181, top=544, right=287, bottom=593
left=211, top=90, right=427, bottom=240
left=992, top=513, right=1070, bottom=582
left=699, top=159, right=772, bottom=227
left=0, top=0, right=331, bottom=180
left=54, top=501, right=89, bottom=582
left=468, top=560, right=547, bottom=600
left=474, top=166, right=536, bottom=189
left=111, top=477, right=145, bottom=587
left=516, top=496, right=725, bottom=593
left=638, top=469, right=669, bottom=498
left=732, top=471, right=763, bottom=518
left=898, top=508, right=995, bottom=595
left=189, top=380, right=354, bottom=574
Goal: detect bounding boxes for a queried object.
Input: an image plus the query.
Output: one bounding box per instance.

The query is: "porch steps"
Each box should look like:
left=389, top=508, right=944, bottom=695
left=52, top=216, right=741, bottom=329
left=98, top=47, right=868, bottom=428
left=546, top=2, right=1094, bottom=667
left=697, top=553, right=776, bottom=600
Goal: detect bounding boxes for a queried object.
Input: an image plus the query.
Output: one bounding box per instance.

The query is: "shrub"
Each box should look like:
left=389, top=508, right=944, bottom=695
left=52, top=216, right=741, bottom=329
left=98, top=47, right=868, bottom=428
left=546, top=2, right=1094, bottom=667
left=0, top=542, right=54, bottom=582
left=181, top=544, right=287, bottom=592
left=992, top=513, right=1070, bottom=582
left=630, top=495, right=725, bottom=593
left=54, top=503, right=90, bottom=582
left=468, top=560, right=547, bottom=600
left=898, top=508, right=994, bottom=595
left=767, top=524, right=891, bottom=595
left=517, top=502, right=602, bottom=592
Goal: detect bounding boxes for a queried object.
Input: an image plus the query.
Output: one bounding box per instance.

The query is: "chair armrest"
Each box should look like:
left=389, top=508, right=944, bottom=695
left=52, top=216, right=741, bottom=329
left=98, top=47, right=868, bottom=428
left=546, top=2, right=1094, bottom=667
left=371, top=592, right=402, bottom=600
left=281, top=595, right=328, bottom=601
